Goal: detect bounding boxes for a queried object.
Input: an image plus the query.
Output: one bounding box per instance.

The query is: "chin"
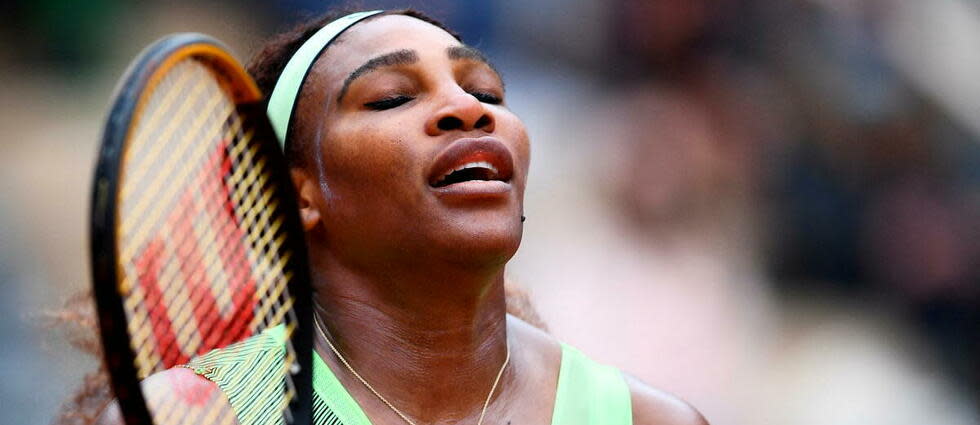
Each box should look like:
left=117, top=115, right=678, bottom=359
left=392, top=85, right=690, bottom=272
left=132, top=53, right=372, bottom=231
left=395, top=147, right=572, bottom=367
left=432, top=212, right=524, bottom=269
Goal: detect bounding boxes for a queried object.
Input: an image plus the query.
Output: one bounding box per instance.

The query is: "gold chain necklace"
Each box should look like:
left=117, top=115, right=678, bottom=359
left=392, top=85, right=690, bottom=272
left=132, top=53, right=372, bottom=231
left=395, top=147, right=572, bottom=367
left=313, top=311, right=510, bottom=425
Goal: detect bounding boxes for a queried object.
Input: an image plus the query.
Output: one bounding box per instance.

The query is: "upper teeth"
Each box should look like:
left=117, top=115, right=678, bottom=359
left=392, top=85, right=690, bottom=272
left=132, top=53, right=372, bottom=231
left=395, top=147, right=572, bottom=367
left=435, top=161, right=499, bottom=183
left=456, top=161, right=497, bottom=174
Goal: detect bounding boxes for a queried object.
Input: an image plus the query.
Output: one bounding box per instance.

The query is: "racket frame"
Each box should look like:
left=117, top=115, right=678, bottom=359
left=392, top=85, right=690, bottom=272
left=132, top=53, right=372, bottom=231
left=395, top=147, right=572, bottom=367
left=90, top=33, right=313, bottom=425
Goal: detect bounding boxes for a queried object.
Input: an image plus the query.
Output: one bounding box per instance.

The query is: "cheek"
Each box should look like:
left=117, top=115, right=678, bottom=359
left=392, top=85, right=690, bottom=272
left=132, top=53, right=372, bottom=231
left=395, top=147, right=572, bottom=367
left=317, top=121, right=421, bottom=204
left=498, top=112, right=531, bottom=181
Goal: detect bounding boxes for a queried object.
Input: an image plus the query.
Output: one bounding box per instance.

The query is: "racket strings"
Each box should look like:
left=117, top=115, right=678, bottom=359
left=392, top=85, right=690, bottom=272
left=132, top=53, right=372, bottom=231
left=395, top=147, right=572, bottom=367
left=119, top=83, right=234, bottom=254
left=123, top=61, right=247, bottom=366
left=125, top=106, right=246, bottom=369
left=113, top=56, right=302, bottom=423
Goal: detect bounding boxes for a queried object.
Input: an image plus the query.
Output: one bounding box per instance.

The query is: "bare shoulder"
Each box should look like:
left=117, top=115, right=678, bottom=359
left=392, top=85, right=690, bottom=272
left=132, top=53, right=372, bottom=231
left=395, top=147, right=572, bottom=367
left=506, top=313, right=563, bottom=370
left=95, top=367, right=237, bottom=425
left=625, top=374, right=709, bottom=425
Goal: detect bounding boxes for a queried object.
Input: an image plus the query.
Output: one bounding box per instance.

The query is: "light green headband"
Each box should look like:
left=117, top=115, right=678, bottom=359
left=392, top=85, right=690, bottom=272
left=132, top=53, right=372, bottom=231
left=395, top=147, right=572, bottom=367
left=266, top=10, right=384, bottom=149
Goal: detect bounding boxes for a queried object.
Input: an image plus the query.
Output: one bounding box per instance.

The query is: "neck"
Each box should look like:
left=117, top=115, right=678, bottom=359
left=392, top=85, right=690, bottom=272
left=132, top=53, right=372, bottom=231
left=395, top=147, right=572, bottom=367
left=312, top=254, right=511, bottom=423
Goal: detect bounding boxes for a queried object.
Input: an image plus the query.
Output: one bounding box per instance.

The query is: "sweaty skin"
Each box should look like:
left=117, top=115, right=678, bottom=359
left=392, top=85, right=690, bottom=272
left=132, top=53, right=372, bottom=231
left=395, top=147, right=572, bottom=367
left=100, top=13, right=707, bottom=425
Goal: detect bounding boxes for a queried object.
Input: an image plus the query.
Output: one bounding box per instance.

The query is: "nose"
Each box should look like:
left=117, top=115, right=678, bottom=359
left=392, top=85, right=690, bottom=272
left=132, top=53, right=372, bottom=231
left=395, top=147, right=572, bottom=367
left=425, top=88, right=495, bottom=136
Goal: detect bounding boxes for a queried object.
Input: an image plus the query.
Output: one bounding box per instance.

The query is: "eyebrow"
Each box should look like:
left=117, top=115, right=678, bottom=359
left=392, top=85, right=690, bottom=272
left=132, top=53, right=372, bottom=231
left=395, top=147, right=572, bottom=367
left=336, top=45, right=504, bottom=103
left=448, top=45, right=495, bottom=69
left=337, top=49, right=419, bottom=102
left=447, top=46, right=504, bottom=87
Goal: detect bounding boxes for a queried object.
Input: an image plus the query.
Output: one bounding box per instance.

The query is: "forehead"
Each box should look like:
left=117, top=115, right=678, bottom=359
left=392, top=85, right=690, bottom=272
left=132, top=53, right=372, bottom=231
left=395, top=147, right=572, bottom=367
left=310, top=15, right=461, bottom=89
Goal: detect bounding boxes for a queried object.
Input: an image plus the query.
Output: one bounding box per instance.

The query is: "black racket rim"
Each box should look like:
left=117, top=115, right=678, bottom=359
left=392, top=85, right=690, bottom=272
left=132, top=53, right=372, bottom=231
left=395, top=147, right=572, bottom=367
left=90, top=33, right=313, bottom=425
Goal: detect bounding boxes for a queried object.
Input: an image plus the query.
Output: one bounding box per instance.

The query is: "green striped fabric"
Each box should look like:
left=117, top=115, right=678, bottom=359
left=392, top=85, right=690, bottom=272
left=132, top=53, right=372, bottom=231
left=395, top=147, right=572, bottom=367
left=185, top=326, right=343, bottom=425
left=187, top=329, right=632, bottom=425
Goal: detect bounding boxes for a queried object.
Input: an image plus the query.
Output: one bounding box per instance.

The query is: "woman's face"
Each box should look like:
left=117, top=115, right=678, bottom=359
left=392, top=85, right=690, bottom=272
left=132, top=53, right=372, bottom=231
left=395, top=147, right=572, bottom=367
left=295, top=15, right=530, bottom=270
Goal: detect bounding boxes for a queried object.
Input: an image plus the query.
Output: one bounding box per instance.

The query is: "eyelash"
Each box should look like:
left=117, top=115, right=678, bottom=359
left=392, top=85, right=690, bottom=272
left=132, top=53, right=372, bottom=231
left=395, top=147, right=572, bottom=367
left=364, top=91, right=503, bottom=111
left=364, top=95, right=413, bottom=110
left=470, top=91, right=502, bottom=105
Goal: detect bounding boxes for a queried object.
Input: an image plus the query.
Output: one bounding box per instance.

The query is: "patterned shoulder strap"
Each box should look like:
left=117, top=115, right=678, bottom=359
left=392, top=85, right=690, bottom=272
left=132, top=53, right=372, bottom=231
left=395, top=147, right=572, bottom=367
left=185, top=326, right=290, bottom=425
left=186, top=326, right=358, bottom=425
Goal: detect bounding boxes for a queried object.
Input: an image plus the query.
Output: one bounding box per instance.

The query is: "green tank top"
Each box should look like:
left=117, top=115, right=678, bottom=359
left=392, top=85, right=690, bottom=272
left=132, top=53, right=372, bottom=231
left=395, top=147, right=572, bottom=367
left=186, top=327, right=632, bottom=425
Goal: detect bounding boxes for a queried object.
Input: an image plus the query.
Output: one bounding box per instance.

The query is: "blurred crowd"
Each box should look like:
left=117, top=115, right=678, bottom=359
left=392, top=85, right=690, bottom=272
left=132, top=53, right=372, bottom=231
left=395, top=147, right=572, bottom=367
left=0, top=0, right=976, bottom=424
left=503, top=1, right=978, bottom=423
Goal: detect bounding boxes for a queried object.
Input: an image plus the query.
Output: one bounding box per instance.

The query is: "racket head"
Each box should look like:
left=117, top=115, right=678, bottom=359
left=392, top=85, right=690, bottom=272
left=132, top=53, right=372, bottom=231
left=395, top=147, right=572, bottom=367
left=90, top=33, right=312, bottom=425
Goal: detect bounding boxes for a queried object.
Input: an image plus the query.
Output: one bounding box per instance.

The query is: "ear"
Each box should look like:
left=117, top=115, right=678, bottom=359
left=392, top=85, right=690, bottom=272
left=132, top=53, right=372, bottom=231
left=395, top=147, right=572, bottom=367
left=290, top=168, right=322, bottom=231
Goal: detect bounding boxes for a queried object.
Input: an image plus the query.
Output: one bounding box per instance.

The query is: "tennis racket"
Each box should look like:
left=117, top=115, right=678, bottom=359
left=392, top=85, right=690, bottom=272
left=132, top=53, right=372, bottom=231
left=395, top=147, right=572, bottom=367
left=90, top=33, right=312, bottom=425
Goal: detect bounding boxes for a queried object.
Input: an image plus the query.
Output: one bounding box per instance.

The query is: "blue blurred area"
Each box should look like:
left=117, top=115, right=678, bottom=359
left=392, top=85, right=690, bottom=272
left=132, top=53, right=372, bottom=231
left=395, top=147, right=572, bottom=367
left=271, top=0, right=497, bottom=51
left=0, top=0, right=976, bottom=423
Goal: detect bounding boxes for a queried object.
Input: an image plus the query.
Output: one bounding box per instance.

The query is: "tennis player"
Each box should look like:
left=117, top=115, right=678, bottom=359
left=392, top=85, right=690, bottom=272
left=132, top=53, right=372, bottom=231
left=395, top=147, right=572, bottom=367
left=96, top=8, right=707, bottom=425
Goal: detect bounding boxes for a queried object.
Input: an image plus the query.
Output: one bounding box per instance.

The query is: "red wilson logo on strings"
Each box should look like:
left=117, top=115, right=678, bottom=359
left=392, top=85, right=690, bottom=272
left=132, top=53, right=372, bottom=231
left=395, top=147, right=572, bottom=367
left=132, top=143, right=259, bottom=368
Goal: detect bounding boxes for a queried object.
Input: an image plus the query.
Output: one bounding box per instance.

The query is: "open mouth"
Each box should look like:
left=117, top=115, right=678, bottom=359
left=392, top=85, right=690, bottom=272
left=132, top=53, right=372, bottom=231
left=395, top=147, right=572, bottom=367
left=431, top=161, right=502, bottom=188
left=427, top=138, right=514, bottom=190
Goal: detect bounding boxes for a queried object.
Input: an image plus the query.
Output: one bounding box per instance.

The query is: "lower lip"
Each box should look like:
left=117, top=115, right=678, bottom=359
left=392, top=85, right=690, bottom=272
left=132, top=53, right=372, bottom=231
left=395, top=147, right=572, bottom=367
left=430, top=180, right=512, bottom=199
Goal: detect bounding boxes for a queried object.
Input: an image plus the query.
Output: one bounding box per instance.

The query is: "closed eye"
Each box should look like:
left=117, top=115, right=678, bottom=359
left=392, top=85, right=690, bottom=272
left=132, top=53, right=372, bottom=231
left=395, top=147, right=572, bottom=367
left=364, top=95, right=414, bottom=110
left=470, top=92, right=502, bottom=105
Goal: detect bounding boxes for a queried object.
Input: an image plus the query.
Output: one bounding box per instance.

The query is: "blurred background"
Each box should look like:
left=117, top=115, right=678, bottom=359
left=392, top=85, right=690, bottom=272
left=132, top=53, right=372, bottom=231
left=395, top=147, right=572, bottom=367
left=0, top=0, right=977, bottom=424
